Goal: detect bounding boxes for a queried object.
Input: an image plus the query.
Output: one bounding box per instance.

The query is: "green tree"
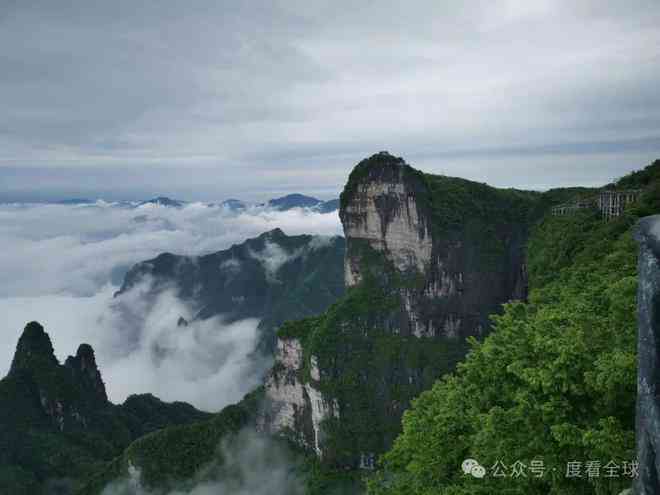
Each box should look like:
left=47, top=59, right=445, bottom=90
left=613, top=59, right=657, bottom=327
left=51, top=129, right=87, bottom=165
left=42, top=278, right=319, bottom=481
left=367, top=210, right=639, bottom=495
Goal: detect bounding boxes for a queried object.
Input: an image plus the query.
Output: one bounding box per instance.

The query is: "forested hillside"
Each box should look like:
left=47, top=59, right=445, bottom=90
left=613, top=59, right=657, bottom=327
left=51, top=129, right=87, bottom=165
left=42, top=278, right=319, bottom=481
left=367, top=161, right=660, bottom=495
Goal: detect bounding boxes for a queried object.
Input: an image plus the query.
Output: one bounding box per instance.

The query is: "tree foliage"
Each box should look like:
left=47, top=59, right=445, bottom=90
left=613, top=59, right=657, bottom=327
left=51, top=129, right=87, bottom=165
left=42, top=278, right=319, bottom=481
left=366, top=181, right=650, bottom=494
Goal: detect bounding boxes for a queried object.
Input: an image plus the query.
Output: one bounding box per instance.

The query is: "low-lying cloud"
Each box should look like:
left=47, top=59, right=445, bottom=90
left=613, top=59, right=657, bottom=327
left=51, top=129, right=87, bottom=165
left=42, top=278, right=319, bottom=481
left=100, top=429, right=304, bottom=495
left=248, top=232, right=340, bottom=282
left=0, top=202, right=342, bottom=411
left=0, top=201, right=341, bottom=297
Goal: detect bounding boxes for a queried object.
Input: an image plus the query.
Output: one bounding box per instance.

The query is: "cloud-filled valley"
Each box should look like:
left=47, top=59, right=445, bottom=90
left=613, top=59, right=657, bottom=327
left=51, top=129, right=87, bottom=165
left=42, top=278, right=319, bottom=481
left=0, top=201, right=342, bottom=411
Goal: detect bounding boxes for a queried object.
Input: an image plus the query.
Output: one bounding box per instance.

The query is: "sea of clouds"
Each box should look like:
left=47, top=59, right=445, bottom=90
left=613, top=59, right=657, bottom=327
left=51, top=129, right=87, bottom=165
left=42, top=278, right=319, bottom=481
left=0, top=201, right=342, bottom=411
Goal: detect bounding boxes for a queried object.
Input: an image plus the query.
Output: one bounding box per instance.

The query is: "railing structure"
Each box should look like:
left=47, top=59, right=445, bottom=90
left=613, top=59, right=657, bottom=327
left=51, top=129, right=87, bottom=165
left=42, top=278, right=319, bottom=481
left=551, top=189, right=643, bottom=220
left=598, top=189, right=642, bottom=220
left=551, top=198, right=597, bottom=217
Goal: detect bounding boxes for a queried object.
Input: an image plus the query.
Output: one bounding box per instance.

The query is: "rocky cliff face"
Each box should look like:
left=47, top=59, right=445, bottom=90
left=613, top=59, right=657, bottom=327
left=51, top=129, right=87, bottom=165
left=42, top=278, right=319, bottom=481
left=340, top=152, right=432, bottom=286
left=259, top=337, right=339, bottom=458
left=634, top=216, right=660, bottom=495
left=261, top=152, right=535, bottom=466
left=339, top=151, right=529, bottom=339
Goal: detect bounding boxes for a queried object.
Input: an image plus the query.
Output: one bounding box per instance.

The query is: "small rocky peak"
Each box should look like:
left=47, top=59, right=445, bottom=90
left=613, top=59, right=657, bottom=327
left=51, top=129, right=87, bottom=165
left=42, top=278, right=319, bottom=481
left=339, top=152, right=425, bottom=222
left=344, top=152, right=406, bottom=189
left=74, top=344, right=98, bottom=374
left=177, top=316, right=189, bottom=327
left=248, top=228, right=288, bottom=252
left=358, top=150, right=406, bottom=169
left=339, top=153, right=433, bottom=286
left=261, top=228, right=286, bottom=240
left=9, top=321, right=59, bottom=376
left=65, top=343, right=108, bottom=403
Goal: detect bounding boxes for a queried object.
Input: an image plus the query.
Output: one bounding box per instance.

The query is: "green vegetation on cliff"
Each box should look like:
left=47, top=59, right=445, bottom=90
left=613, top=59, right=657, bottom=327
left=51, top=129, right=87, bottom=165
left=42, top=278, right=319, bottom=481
left=118, top=229, right=346, bottom=352
left=14, top=155, right=657, bottom=495
left=77, top=389, right=263, bottom=494
left=279, top=153, right=546, bottom=489
left=0, top=322, right=211, bottom=495
left=365, top=161, right=660, bottom=495
left=282, top=242, right=470, bottom=469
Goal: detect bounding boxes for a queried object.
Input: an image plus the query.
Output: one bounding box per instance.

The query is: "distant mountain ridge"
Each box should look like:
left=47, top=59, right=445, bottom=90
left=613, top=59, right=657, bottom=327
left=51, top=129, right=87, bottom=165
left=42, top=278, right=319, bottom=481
left=265, top=193, right=340, bottom=212
left=218, top=198, right=247, bottom=210
left=116, top=228, right=346, bottom=351
left=137, top=196, right=186, bottom=208
left=39, top=194, right=341, bottom=212
left=266, top=193, right=322, bottom=210
left=54, top=198, right=96, bottom=205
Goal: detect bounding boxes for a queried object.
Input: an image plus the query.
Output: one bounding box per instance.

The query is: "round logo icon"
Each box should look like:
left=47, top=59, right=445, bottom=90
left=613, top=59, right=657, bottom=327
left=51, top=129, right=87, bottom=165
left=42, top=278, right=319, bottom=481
left=471, top=464, right=486, bottom=478
left=462, top=459, right=479, bottom=475
left=462, top=458, right=486, bottom=478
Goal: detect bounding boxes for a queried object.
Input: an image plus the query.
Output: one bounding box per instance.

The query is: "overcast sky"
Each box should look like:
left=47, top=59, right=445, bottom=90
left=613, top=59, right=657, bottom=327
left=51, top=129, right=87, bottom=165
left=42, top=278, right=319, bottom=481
left=1, top=0, right=660, bottom=201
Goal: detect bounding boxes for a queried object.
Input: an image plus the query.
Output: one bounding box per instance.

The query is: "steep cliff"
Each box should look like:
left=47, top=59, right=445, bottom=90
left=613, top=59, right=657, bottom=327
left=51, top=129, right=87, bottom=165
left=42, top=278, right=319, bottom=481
left=340, top=151, right=532, bottom=338
left=366, top=162, right=660, bottom=495
left=634, top=215, right=660, bottom=495
left=261, top=152, right=538, bottom=467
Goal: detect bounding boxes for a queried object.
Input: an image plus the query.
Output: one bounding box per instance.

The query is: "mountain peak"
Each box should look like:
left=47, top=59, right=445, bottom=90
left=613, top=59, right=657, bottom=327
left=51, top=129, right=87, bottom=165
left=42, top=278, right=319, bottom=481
left=74, top=343, right=98, bottom=371
left=340, top=151, right=417, bottom=215
left=220, top=198, right=247, bottom=211
left=65, top=343, right=108, bottom=403
left=9, top=321, right=58, bottom=376
left=138, top=196, right=185, bottom=208
left=261, top=227, right=286, bottom=239
left=267, top=194, right=321, bottom=211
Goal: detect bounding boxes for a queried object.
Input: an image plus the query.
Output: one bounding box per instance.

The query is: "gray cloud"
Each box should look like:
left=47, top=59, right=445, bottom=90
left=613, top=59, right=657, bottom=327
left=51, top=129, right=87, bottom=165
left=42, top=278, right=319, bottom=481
left=1, top=0, right=660, bottom=199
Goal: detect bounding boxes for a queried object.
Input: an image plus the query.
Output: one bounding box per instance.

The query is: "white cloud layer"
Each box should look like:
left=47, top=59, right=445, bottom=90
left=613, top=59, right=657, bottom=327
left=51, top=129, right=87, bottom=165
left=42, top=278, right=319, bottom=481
left=0, top=202, right=341, bottom=411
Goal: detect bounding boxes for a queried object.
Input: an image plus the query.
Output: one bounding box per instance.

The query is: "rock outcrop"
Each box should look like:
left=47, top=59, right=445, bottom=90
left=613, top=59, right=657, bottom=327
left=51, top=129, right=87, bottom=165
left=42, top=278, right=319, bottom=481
left=65, top=343, right=108, bottom=404
left=340, top=152, right=432, bottom=286
left=7, top=321, right=108, bottom=432
left=0, top=322, right=211, bottom=493
left=259, top=337, right=339, bottom=457
left=339, top=151, right=529, bottom=340
left=9, top=321, right=59, bottom=375
left=261, top=152, right=535, bottom=465
left=634, top=216, right=660, bottom=495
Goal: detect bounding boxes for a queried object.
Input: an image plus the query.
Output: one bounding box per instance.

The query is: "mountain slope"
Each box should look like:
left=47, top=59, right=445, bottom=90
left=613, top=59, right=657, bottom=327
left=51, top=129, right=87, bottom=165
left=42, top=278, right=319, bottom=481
left=0, top=322, right=210, bottom=495
left=366, top=162, right=660, bottom=495
left=259, top=152, right=544, bottom=470
left=116, top=228, right=346, bottom=351
left=66, top=155, right=659, bottom=495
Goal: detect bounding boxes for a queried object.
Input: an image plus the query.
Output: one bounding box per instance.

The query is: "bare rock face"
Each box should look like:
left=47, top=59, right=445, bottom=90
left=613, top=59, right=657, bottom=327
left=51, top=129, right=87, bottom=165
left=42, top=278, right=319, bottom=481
left=340, top=152, right=432, bottom=285
left=259, top=338, right=338, bottom=457
left=634, top=215, right=660, bottom=495
left=340, top=151, right=529, bottom=340
left=261, top=152, right=532, bottom=463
